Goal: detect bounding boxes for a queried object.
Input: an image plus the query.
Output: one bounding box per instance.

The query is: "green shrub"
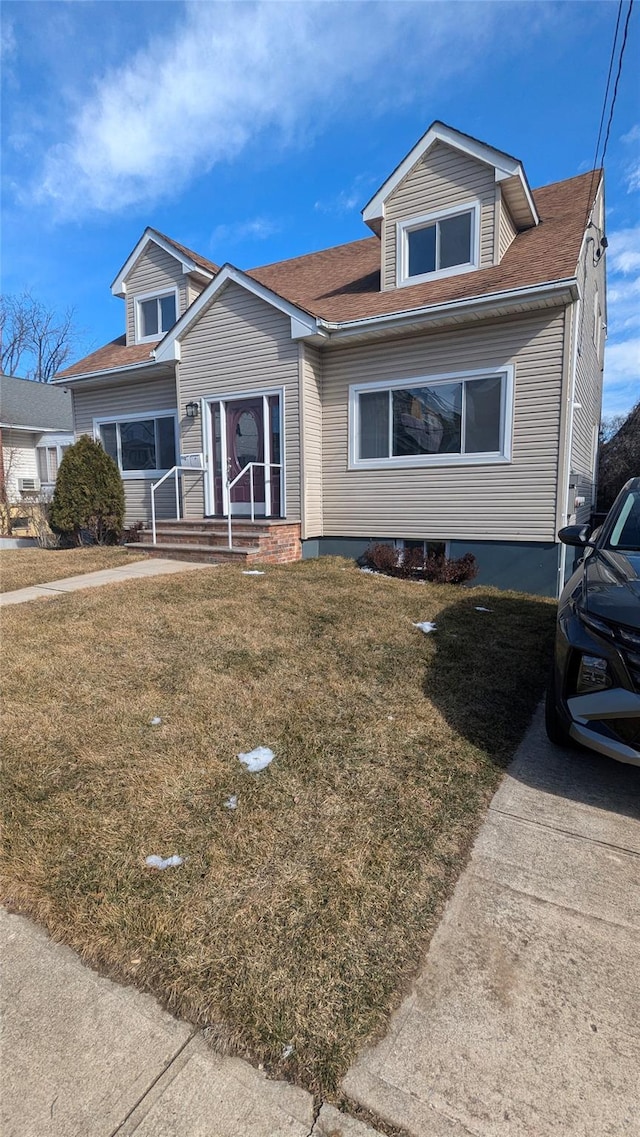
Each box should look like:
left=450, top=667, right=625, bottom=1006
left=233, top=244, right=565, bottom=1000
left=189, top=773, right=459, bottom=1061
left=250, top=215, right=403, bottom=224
left=50, top=435, right=125, bottom=545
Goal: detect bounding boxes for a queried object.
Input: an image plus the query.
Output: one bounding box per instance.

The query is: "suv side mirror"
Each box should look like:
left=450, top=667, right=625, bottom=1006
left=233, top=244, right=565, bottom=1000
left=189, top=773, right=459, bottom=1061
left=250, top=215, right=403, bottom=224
left=558, top=524, right=595, bottom=548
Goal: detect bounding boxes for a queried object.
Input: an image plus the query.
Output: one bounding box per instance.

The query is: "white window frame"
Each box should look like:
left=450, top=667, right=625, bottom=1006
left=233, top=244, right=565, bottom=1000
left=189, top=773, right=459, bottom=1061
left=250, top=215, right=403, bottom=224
left=35, top=439, right=71, bottom=484
left=135, top=287, right=179, bottom=344
left=396, top=201, right=481, bottom=287
left=93, top=409, right=179, bottom=480
left=349, top=365, right=514, bottom=470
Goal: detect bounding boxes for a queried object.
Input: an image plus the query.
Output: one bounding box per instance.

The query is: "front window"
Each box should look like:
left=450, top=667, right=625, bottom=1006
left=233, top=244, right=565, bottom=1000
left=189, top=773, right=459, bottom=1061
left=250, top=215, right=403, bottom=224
left=97, top=414, right=177, bottom=476
left=398, top=204, right=479, bottom=285
left=136, top=291, right=177, bottom=342
left=352, top=370, right=511, bottom=467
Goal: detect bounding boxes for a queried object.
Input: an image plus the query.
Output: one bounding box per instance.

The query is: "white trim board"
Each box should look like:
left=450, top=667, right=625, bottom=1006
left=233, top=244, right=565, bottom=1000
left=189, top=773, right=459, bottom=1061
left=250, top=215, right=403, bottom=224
left=111, top=228, right=215, bottom=297
left=153, top=265, right=321, bottom=363
left=362, top=121, right=539, bottom=232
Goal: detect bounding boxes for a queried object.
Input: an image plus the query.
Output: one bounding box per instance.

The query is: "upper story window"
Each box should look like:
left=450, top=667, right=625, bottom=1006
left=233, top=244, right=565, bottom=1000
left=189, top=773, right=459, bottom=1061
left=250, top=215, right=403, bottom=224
left=135, top=289, right=178, bottom=343
left=397, top=202, right=480, bottom=287
left=349, top=366, right=513, bottom=469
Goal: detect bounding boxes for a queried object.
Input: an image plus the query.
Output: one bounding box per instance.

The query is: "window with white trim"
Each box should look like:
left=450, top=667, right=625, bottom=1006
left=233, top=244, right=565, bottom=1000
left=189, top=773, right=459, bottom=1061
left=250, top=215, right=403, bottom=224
left=397, top=203, right=480, bottom=286
left=36, top=443, right=70, bottom=484
left=97, top=414, right=177, bottom=477
left=136, top=290, right=177, bottom=343
left=351, top=368, right=512, bottom=468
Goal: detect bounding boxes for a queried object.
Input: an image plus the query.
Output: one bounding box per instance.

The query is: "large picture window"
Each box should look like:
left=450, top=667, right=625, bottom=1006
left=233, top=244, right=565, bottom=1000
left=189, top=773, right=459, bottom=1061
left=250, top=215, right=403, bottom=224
left=397, top=203, right=480, bottom=286
left=97, top=413, right=177, bottom=477
left=351, top=368, right=513, bottom=468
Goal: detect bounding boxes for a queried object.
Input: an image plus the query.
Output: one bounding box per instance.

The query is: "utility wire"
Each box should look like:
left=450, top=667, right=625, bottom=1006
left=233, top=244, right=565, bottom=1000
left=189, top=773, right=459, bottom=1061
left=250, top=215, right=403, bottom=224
left=583, top=0, right=624, bottom=232
left=599, top=0, right=634, bottom=169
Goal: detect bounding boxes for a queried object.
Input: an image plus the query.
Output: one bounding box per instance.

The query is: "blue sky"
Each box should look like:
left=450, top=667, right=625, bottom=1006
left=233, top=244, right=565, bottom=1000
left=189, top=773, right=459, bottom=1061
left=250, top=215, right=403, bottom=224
left=2, top=0, right=639, bottom=417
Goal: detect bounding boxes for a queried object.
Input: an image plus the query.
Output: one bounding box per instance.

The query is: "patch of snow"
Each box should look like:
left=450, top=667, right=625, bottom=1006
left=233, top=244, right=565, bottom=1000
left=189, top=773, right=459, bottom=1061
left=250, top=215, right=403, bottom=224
left=224, top=795, right=238, bottom=810
left=145, top=854, right=183, bottom=870
left=150, top=716, right=162, bottom=726
left=474, top=606, right=492, bottom=612
left=413, top=621, right=437, bottom=634
left=238, top=746, right=275, bottom=773
left=281, top=1043, right=295, bottom=1059
left=242, top=570, right=265, bottom=575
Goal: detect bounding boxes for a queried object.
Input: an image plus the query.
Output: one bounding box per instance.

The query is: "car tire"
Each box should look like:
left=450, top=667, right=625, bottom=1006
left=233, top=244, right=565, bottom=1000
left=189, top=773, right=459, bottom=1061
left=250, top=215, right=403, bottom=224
left=544, top=671, right=572, bottom=747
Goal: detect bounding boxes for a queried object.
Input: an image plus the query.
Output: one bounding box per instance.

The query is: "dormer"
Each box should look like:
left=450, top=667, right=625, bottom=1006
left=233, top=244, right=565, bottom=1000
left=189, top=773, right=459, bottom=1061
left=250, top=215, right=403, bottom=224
left=362, top=122, right=539, bottom=292
left=110, top=229, right=218, bottom=347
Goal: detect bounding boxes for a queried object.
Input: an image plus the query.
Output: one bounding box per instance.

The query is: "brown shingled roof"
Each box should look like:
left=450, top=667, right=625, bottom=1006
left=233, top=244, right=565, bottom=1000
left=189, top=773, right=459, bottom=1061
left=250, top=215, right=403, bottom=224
left=58, top=169, right=599, bottom=379
left=57, top=337, right=154, bottom=378
left=151, top=229, right=219, bottom=276
left=247, top=171, right=599, bottom=323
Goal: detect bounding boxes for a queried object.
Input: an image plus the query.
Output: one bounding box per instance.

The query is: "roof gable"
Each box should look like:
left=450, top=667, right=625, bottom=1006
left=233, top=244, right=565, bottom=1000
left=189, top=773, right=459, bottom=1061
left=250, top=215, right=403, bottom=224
left=111, top=228, right=217, bottom=297
left=153, top=264, right=321, bottom=362
left=362, top=121, right=539, bottom=233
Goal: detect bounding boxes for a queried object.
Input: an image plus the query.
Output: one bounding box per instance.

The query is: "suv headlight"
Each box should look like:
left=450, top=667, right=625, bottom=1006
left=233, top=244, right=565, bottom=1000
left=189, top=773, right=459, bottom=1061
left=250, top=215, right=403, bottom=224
left=576, top=654, right=611, bottom=694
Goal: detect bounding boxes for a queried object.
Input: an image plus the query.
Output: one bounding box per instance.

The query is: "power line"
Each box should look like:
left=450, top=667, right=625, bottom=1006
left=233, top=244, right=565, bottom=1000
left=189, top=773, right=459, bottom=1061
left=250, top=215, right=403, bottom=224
left=599, top=0, right=635, bottom=169
left=583, top=0, right=633, bottom=231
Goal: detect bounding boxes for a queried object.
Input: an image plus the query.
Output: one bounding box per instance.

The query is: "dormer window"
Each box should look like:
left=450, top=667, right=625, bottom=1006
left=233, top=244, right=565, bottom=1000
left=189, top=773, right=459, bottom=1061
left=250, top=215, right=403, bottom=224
left=397, top=202, right=480, bottom=287
left=135, top=289, right=178, bottom=343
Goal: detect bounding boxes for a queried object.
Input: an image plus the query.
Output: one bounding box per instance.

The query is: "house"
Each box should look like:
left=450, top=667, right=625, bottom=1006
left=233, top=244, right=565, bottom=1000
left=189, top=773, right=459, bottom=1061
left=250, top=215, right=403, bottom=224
left=0, top=373, right=74, bottom=501
left=54, top=122, right=606, bottom=596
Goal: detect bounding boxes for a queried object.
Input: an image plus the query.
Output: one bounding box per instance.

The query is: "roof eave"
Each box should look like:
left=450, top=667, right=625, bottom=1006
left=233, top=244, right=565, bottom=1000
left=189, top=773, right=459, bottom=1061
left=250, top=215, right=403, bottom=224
left=52, top=358, right=167, bottom=386
left=318, top=278, right=578, bottom=340
left=110, top=228, right=215, bottom=297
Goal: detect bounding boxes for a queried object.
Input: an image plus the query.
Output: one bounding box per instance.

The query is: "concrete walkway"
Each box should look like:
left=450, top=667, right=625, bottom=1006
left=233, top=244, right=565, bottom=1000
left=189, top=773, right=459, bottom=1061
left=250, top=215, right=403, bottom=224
left=343, top=706, right=640, bottom=1136
left=0, top=557, right=214, bottom=607
left=2, top=711, right=638, bottom=1136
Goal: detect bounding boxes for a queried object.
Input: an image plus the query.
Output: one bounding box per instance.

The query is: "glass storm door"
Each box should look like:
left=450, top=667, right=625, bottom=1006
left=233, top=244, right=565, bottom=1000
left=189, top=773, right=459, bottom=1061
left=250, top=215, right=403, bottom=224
left=207, top=394, right=282, bottom=518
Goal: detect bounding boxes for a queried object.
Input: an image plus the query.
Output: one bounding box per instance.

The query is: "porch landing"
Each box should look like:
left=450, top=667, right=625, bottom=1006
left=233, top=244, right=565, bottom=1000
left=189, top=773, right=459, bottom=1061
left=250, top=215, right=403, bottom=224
left=127, top=519, right=302, bottom=566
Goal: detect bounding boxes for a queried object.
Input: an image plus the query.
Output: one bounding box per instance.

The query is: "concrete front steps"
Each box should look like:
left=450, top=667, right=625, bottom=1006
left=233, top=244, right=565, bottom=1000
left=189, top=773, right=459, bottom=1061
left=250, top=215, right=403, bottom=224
left=126, top=518, right=302, bottom=566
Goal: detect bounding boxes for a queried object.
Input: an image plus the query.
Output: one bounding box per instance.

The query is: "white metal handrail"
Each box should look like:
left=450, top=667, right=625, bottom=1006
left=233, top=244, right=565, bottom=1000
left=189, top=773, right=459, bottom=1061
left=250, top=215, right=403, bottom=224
left=150, top=465, right=204, bottom=545
left=226, top=462, right=282, bottom=550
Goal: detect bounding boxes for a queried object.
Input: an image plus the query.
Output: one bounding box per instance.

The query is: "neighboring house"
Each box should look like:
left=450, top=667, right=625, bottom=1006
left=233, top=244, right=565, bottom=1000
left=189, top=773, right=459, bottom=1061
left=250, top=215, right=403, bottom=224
left=0, top=373, right=74, bottom=500
left=54, top=122, right=606, bottom=596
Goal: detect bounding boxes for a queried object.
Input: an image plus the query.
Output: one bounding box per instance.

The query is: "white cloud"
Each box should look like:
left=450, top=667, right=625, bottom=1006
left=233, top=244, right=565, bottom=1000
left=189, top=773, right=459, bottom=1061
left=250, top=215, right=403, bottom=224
left=602, top=224, right=640, bottom=415
left=32, top=1, right=540, bottom=219
left=210, top=217, right=280, bottom=247
left=314, top=175, right=377, bottom=216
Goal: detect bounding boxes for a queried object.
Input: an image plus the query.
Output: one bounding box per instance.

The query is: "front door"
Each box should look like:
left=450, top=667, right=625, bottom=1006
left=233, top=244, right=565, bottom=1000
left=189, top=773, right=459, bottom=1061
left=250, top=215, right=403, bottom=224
left=226, top=398, right=265, bottom=515
left=206, top=392, right=283, bottom=518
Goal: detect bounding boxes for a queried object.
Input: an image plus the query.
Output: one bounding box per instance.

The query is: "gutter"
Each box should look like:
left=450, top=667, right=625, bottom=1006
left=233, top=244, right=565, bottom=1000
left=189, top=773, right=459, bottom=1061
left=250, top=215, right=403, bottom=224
left=315, top=278, right=579, bottom=338
left=0, top=422, right=73, bottom=432
left=51, top=357, right=160, bottom=386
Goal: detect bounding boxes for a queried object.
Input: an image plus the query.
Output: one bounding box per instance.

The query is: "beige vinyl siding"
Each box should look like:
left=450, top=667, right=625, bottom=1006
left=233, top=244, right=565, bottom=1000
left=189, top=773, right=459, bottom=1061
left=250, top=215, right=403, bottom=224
left=498, top=192, right=518, bottom=261
left=382, top=141, right=497, bottom=290
left=300, top=344, right=323, bottom=537
left=124, top=244, right=189, bottom=346
left=72, top=372, right=178, bottom=525
left=322, top=309, right=567, bottom=543
left=186, top=277, right=206, bottom=308
left=178, top=281, right=301, bottom=521
left=568, top=194, right=606, bottom=525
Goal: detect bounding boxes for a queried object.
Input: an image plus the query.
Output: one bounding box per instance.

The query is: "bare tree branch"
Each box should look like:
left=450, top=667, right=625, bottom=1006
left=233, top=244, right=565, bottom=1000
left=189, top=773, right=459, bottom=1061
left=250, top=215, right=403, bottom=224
left=0, top=291, right=80, bottom=382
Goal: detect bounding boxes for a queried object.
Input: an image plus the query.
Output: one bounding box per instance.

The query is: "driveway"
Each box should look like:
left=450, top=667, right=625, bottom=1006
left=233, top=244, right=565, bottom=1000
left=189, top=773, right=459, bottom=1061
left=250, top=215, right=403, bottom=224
left=343, top=706, right=640, bottom=1136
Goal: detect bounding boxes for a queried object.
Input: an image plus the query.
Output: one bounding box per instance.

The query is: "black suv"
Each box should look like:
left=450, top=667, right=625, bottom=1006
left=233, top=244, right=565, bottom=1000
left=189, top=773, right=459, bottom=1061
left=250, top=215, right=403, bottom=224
left=546, top=477, right=640, bottom=764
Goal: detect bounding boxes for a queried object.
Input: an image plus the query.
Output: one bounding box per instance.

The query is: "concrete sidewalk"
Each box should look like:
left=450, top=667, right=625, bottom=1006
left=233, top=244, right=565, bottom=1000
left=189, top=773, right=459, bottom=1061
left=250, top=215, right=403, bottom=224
left=0, top=557, right=214, bottom=607
left=343, top=707, right=640, bottom=1136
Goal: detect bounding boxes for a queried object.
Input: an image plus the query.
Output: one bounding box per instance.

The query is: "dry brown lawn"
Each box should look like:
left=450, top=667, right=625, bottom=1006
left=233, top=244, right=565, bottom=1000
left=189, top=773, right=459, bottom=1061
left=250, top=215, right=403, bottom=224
left=0, top=558, right=555, bottom=1094
left=0, top=546, right=146, bottom=593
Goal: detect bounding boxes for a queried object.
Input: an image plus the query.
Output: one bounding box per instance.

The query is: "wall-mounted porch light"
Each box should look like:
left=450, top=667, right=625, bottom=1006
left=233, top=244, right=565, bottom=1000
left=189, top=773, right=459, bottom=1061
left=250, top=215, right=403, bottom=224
left=185, top=401, right=200, bottom=419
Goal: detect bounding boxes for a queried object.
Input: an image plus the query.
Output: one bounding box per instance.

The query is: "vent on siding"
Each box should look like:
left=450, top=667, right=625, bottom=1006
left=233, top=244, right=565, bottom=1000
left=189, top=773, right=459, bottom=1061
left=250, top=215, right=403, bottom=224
left=18, top=476, right=41, bottom=493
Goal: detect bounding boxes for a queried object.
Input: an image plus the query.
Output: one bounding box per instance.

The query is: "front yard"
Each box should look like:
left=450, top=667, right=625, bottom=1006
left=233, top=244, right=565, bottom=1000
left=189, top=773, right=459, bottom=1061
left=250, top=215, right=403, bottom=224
left=0, top=546, right=146, bottom=594
left=0, top=558, right=555, bottom=1094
